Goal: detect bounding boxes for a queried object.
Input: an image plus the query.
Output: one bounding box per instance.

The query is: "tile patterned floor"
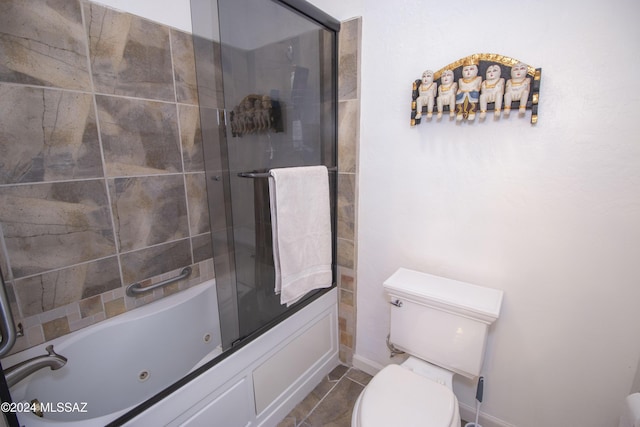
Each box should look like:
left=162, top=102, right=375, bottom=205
left=277, top=365, right=468, bottom=427
left=277, top=365, right=368, bottom=427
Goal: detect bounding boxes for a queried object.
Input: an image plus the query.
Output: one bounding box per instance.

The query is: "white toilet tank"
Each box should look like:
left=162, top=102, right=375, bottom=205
left=384, top=268, right=504, bottom=378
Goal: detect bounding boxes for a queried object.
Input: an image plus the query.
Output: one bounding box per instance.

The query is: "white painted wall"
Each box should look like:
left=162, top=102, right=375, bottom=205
left=306, top=0, right=363, bottom=21
left=354, top=0, right=640, bottom=426
left=91, top=0, right=192, bottom=32
left=81, top=0, right=640, bottom=426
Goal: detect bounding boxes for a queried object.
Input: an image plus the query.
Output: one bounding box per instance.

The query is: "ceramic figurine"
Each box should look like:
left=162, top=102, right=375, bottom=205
left=257, top=96, right=270, bottom=131
left=455, top=58, right=482, bottom=121
left=436, top=69, right=457, bottom=119
left=479, top=64, right=505, bottom=119
left=504, top=62, right=530, bottom=117
left=414, top=70, right=437, bottom=119
left=231, top=106, right=240, bottom=136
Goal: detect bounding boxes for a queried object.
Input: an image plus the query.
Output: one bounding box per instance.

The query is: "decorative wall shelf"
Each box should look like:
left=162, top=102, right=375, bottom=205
left=411, top=53, right=541, bottom=126
left=230, top=94, right=283, bottom=137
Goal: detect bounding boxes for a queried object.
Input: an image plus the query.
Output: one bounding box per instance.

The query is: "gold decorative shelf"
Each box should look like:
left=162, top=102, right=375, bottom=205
left=230, top=94, right=283, bottom=137
left=411, top=53, right=541, bottom=126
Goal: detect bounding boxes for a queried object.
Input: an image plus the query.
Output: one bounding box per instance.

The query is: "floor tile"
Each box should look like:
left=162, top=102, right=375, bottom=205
left=304, top=376, right=363, bottom=426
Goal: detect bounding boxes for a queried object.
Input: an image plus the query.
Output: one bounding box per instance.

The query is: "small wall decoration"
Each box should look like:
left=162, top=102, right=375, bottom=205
left=230, top=94, right=283, bottom=137
left=411, top=53, right=541, bottom=126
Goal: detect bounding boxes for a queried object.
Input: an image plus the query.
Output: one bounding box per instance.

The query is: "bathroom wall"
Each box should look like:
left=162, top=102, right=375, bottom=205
left=348, top=1, right=640, bottom=427
left=9, top=1, right=639, bottom=427
left=0, top=0, right=361, bottom=363
left=0, top=0, right=214, bottom=354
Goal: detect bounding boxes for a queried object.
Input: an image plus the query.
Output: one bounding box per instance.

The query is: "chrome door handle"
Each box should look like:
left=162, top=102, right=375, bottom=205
left=390, top=299, right=403, bottom=307
left=0, top=268, right=17, bottom=357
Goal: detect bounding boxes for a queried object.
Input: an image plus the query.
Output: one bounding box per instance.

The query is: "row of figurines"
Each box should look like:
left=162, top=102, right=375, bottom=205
left=230, top=94, right=281, bottom=137
left=414, top=62, right=530, bottom=121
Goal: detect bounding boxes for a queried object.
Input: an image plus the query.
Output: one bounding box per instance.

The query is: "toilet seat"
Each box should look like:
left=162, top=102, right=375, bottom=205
left=355, top=364, right=459, bottom=427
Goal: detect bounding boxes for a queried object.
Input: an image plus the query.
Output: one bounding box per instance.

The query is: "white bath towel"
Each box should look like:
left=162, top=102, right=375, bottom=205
left=268, top=166, right=332, bottom=306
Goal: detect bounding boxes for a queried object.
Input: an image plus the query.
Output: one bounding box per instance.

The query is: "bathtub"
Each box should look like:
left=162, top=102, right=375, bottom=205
left=6, top=279, right=222, bottom=427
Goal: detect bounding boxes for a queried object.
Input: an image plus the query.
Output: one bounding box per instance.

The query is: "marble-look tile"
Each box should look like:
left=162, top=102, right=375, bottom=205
left=172, top=29, right=199, bottom=105
left=199, top=107, right=224, bottom=172
left=186, top=173, right=211, bottom=235
left=276, top=417, right=296, bottom=427
left=79, top=295, right=102, bottom=318
left=0, top=234, right=12, bottom=281
left=282, top=373, right=334, bottom=425
left=339, top=347, right=353, bottom=367
left=328, top=364, right=349, bottom=381
left=340, top=330, right=353, bottom=348
left=10, top=325, right=41, bottom=356
left=0, top=84, right=102, bottom=184
left=337, top=238, right=355, bottom=270
left=161, top=281, right=181, bottom=297
left=305, top=376, right=364, bottom=426
left=42, top=316, right=70, bottom=342
left=109, top=175, right=189, bottom=252
left=96, top=95, right=181, bottom=176
left=179, top=104, right=204, bottom=172
left=14, top=256, right=120, bottom=317
left=338, top=18, right=361, bottom=101
left=104, top=297, right=126, bottom=318
left=337, top=173, right=355, bottom=241
left=85, top=2, right=174, bottom=101
left=339, top=289, right=354, bottom=308
left=340, top=273, right=354, bottom=292
left=339, top=278, right=356, bottom=359
left=198, top=258, right=215, bottom=282
left=279, top=365, right=352, bottom=427
left=193, top=36, right=224, bottom=109
left=0, top=0, right=91, bottom=90
left=0, top=180, right=116, bottom=278
left=192, top=233, right=213, bottom=264
left=346, top=368, right=372, bottom=386
left=120, top=239, right=192, bottom=285
left=2, top=281, right=17, bottom=323
left=338, top=100, right=358, bottom=174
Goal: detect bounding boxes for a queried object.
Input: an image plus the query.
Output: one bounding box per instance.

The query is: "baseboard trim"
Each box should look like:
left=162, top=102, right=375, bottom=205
left=352, top=353, right=384, bottom=376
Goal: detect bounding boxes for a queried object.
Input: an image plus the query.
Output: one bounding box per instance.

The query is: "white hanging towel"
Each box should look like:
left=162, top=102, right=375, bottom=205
left=268, top=165, right=332, bottom=306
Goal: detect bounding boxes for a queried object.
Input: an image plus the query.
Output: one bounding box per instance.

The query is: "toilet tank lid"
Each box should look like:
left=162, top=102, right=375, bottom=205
left=383, top=268, right=504, bottom=322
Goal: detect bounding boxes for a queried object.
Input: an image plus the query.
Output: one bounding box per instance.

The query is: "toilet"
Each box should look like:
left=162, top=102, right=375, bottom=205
left=352, top=268, right=504, bottom=427
left=620, top=393, right=640, bottom=427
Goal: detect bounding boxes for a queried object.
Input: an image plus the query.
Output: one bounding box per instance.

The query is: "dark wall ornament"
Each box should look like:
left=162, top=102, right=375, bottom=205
left=411, top=53, right=541, bottom=126
left=230, top=94, right=283, bottom=137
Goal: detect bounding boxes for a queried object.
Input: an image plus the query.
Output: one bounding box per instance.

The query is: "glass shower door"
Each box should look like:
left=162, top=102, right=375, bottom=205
left=201, top=0, right=338, bottom=349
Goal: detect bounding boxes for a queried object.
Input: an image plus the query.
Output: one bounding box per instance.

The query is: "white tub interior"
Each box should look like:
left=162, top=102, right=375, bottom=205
left=6, top=279, right=221, bottom=426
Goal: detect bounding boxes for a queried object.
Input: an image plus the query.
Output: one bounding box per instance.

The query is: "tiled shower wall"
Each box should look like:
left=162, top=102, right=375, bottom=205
left=337, top=17, right=361, bottom=365
left=0, top=1, right=359, bottom=361
left=0, top=0, right=214, bottom=354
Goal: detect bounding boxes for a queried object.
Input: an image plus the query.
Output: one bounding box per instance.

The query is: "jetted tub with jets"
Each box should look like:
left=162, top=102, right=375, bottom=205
left=4, top=279, right=222, bottom=427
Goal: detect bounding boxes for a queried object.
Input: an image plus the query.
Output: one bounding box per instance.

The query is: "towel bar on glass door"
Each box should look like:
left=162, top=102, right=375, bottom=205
left=126, top=267, right=192, bottom=297
left=238, top=166, right=337, bottom=179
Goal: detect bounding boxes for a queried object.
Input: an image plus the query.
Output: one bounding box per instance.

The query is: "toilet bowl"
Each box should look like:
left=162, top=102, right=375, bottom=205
left=352, top=360, right=461, bottom=427
left=352, top=268, right=503, bottom=427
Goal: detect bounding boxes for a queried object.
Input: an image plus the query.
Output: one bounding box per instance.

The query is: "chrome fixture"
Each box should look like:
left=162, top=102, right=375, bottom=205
left=4, top=345, right=67, bottom=388
left=238, top=166, right=337, bottom=179
left=126, top=266, right=192, bottom=297
left=386, top=334, right=405, bottom=358
left=0, top=269, right=17, bottom=357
